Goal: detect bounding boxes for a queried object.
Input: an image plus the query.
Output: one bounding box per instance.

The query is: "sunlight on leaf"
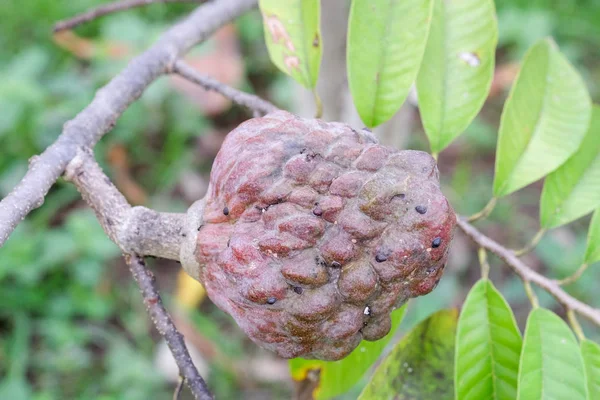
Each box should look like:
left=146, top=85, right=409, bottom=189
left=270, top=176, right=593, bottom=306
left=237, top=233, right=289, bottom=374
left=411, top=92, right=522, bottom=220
left=289, top=305, right=406, bottom=400
left=540, top=105, right=600, bottom=229
left=259, top=0, right=321, bottom=89
left=417, top=0, right=497, bottom=154
left=455, top=279, right=522, bottom=400
left=347, top=0, right=432, bottom=128
left=358, top=309, right=457, bottom=400
left=517, top=308, right=587, bottom=400
left=493, top=38, right=591, bottom=197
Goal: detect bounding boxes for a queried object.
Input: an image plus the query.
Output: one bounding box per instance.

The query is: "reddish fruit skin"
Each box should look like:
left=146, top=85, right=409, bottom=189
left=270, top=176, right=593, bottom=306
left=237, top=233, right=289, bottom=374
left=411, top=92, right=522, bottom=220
left=196, top=111, right=456, bottom=360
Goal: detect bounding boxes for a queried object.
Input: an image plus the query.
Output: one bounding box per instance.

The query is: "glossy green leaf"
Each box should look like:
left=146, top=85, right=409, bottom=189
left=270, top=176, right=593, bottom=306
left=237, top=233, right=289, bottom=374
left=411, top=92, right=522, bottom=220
left=289, top=305, right=406, bottom=400
left=585, top=208, right=600, bottom=264
left=517, top=308, right=587, bottom=400
left=540, top=106, right=600, bottom=228
left=582, top=339, right=600, bottom=399
left=417, top=0, right=497, bottom=154
left=455, top=279, right=522, bottom=400
left=493, top=39, right=592, bottom=197
left=347, top=0, right=432, bottom=128
left=359, top=309, right=457, bottom=400
left=259, top=0, right=321, bottom=88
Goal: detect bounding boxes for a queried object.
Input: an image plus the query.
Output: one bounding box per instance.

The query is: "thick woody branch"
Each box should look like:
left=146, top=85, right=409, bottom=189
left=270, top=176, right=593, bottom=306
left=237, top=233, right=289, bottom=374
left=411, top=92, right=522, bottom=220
left=126, top=253, right=213, bottom=400
left=172, top=60, right=279, bottom=115
left=64, top=147, right=185, bottom=260
left=457, top=217, right=600, bottom=327
left=0, top=0, right=257, bottom=248
left=54, top=0, right=202, bottom=32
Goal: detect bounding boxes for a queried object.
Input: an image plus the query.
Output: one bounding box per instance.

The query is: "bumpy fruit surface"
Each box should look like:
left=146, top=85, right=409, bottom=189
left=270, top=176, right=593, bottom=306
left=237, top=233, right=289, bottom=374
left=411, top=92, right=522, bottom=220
left=195, top=111, right=455, bottom=360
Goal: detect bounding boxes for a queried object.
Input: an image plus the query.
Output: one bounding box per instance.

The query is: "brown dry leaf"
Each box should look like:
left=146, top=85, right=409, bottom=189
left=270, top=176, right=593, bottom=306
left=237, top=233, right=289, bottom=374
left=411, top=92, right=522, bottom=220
left=169, top=24, right=244, bottom=115
left=53, top=30, right=131, bottom=60
left=106, top=143, right=148, bottom=205
left=488, top=62, right=520, bottom=98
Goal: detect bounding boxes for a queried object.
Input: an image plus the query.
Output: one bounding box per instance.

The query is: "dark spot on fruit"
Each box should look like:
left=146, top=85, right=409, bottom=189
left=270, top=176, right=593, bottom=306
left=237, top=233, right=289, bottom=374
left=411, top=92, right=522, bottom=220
left=267, top=297, right=277, bottom=305
left=197, top=225, right=203, bottom=231
left=391, top=193, right=405, bottom=201
left=181, top=233, right=187, bottom=237
left=313, top=205, right=323, bottom=216
left=375, top=253, right=388, bottom=262
left=223, top=206, right=229, bottom=216
left=313, top=34, right=319, bottom=47
left=330, top=261, right=341, bottom=268
left=293, top=286, right=303, bottom=295
left=415, top=205, right=427, bottom=214
left=432, top=237, right=442, bottom=248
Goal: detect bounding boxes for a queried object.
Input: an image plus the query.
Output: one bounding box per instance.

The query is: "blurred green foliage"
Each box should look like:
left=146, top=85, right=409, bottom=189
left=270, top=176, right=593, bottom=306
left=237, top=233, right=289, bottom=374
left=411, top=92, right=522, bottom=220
left=1, top=0, right=600, bottom=399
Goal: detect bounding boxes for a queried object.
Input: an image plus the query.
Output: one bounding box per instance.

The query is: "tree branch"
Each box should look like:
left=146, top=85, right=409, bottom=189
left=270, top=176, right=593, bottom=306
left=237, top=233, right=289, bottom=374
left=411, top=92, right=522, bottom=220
left=0, top=0, right=258, bottom=248
left=457, top=217, right=600, bottom=327
left=172, top=60, right=279, bottom=115
left=64, top=147, right=186, bottom=260
left=126, top=253, right=214, bottom=400
left=53, top=0, right=202, bottom=32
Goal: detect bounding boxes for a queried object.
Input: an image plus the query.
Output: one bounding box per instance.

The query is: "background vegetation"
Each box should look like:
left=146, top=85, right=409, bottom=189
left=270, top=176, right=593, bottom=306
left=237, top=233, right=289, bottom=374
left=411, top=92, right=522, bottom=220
left=1, top=0, right=600, bottom=398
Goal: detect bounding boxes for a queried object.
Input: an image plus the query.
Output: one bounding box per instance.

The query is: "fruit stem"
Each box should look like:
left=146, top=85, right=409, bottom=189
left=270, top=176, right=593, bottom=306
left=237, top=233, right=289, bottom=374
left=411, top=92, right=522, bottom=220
left=514, top=228, right=546, bottom=256
left=313, top=89, right=323, bottom=118
left=467, top=197, right=497, bottom=222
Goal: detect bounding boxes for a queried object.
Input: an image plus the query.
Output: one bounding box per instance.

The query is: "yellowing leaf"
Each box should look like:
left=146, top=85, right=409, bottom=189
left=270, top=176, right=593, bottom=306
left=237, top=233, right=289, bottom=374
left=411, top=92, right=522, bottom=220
left=259, top=0, right=321, bottom=88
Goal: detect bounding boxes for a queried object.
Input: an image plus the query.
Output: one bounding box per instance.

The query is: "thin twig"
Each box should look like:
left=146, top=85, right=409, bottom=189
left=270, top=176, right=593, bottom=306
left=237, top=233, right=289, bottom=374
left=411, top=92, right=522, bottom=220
left=557, top=263, right=590, bottom=286
left=0, top=0, right=258, bottom=248
left=478, top=247, right=490, bottom=280
left=54, top=0, right=202, bottom=32
left=126, top=254, right=213, bottom=400
left=467, top=197, right=497, bottom=222
left=457, top=217, right=600, bottom=327
left=523, top=281, right=539, bottom=309
left=513, top=228, right=546, bottom=256
left=172, top=60, right=279, bottom=115
left=567, top=309, right=586, bottom=341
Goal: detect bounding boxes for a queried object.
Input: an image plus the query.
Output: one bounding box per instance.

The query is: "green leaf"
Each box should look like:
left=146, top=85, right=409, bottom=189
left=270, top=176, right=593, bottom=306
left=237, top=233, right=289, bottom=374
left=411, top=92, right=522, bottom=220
left=582, top=339, right=600, bottom=399
left=259, top=0, right=321, bottom=88
left=585, top=208, right=600, bottom=264
left=493, top=38, right=592, bottom=197
left=540, top=106, right=600, bottom=228
left=517, top=308, right=587, bottom=400
left=417, top=0, right=498, bottom=154
left=289, top=305, right=406, bottom=400
left=455, top=279, right=522, bottom=400
left=347, top=0, right=433, bottom=128
left=359, top=309, right=457, bottom=400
